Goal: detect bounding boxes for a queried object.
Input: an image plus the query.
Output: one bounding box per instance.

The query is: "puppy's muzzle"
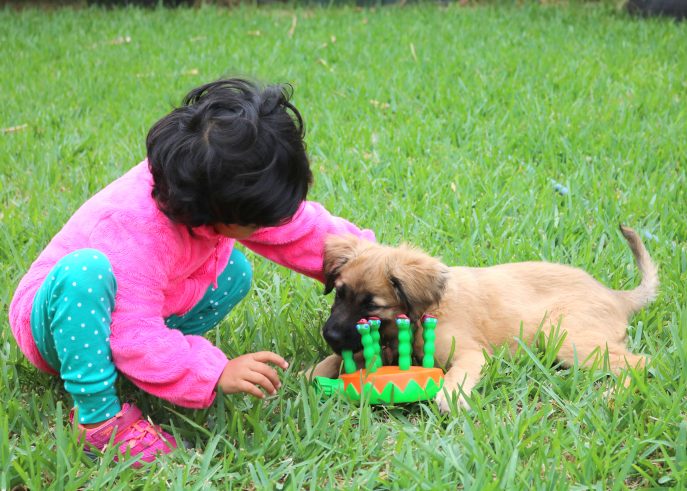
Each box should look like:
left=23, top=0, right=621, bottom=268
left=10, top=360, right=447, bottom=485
left=323, top=318, right=362, bottom=354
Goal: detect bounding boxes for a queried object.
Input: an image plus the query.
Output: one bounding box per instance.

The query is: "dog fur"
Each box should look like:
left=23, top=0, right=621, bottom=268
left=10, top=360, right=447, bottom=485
left=626, top=0, right=687, bottom=20
left=310, top=226, right=658, bottom=412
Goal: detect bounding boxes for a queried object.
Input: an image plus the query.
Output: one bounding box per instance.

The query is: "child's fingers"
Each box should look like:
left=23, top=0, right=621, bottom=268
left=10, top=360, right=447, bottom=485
left=239, top=380, right=265, bottom=399
left=245, top=371, right=277, bottom=395
left=252, top=362, right=281, bottom=390
left=252, top=351, right=289, bottom=369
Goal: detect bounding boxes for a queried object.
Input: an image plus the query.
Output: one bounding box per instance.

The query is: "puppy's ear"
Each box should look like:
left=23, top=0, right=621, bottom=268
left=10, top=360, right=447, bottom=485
left=386, top=245, right=449, bottom=321
left=323, top=234, right=363, bottom=294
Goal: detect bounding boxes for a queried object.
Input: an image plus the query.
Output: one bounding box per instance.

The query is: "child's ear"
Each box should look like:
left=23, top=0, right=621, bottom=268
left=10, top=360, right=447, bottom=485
left=323, top=234, right=363, bottom=294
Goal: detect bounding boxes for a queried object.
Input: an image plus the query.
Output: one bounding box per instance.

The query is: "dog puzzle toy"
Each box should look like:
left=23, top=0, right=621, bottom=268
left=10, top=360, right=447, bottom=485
left=314, top=314, right=444, bottom=404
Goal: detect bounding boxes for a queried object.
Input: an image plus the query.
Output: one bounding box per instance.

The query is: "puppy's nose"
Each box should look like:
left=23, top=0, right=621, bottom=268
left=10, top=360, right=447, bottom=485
left=323, top=327, right=344, bottom=348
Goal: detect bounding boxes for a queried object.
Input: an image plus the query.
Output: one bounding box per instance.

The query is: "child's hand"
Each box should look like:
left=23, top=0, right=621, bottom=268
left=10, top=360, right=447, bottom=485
left=218, top=352, right=289, bottom=398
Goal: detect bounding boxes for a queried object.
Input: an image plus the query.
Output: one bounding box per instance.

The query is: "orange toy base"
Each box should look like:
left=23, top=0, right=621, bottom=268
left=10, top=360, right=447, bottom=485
left=340, top=366, right=444, bottom=394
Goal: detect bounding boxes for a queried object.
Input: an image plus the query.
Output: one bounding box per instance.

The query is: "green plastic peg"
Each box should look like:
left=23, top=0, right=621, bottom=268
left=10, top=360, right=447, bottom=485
left=341, top=350, right=357, bottom=374
left=421, top=314, right=438, bottom=368
left=313, top=376, right=344, bottom=396
left=396, top=315, right=412, bottom=371
left=368, top=317, right=383, bottom=369
left=357, top=320, right=378, bottom=373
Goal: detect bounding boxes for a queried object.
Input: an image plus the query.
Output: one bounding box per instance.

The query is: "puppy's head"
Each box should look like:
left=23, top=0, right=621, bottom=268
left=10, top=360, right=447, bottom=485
left=322, top=234, right=449, bottom=353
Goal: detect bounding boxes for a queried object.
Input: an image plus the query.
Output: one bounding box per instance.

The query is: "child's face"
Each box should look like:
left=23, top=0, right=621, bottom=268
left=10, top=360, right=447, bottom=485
left=213, top=223, right=259, bottom=239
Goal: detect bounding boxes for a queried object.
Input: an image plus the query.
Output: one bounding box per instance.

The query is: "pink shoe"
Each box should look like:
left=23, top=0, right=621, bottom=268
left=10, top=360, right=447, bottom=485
left=70, top=403, right=177, bottom=467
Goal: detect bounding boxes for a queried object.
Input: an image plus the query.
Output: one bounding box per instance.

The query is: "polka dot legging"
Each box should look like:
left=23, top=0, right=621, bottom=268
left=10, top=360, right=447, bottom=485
left=30, top=247, right=252, bottom=424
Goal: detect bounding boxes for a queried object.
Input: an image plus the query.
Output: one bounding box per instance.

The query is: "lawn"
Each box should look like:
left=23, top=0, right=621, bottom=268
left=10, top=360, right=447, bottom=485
left=1, top=1, right=686, bottom=489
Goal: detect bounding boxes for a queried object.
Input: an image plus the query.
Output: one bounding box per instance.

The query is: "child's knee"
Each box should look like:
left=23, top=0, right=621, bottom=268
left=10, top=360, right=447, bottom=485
left=53, top=249, right=117, bottom=297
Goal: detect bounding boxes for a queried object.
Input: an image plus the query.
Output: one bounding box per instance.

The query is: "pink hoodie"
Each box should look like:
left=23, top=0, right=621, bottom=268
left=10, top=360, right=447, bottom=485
left=9, top=160, right=374, bottom=409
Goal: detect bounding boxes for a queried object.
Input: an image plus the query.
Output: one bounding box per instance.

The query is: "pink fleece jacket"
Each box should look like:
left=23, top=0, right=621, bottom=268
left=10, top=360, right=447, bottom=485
left=9, top=160, right=374, bottom=409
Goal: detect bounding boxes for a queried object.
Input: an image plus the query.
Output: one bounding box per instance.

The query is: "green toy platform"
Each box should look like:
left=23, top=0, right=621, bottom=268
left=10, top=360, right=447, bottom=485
left=314, top=314, right=444, bottom=404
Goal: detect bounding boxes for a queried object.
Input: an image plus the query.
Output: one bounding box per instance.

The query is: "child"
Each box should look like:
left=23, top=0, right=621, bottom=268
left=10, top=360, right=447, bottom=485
left=9, top=78, right=374, bottom=466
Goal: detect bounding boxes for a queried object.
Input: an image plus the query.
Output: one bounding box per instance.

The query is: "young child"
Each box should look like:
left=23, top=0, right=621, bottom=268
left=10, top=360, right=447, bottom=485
left=9, top=78, right=374, bottom=466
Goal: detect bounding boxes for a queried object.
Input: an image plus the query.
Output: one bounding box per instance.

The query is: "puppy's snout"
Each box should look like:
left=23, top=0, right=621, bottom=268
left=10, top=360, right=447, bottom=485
left=323, top=320, right=361, bottom=354
left=323, top=323, right=342, bottom=343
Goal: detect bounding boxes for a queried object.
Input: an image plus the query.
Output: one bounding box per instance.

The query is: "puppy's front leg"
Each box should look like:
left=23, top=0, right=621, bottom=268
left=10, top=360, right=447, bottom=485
left=436, top=349, right=487, bottom=412
left=308, top=354, right=343, bottom=379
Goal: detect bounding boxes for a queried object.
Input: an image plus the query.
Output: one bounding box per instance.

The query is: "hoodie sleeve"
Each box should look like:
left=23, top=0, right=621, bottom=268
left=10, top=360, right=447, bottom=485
left=239, top=201, right=375, bottom=283
left=89, top=216, right=228, bottom=409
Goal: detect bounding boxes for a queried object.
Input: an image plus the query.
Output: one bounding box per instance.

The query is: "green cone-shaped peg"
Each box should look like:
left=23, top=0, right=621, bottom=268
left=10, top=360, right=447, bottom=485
left=342, top=350, right=357, bottom=374
left=421, top=314, right=438, bottom=368
left=357, top=319, right=378, bottom=372
left=396, top=315, right=412, bottom=371
left=368, top=317, right=383, bottom=369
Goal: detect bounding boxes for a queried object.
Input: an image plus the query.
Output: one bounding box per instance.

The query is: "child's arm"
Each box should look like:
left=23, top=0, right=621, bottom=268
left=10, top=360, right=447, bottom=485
left=239, top=201, right=375, bottom=282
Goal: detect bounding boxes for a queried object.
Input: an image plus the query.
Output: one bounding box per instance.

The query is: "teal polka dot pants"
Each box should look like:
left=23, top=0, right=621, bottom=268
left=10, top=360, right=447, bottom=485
left=31, top=248, right=252, bottom=424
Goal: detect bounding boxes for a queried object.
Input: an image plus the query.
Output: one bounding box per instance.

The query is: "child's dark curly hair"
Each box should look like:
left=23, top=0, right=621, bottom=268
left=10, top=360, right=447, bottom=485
left=146, top=78, right=313, bottom=229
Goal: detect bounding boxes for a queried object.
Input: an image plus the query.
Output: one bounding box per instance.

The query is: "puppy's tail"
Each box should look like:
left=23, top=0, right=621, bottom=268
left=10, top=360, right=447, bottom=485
left=616, top=225, right=659, bottom=313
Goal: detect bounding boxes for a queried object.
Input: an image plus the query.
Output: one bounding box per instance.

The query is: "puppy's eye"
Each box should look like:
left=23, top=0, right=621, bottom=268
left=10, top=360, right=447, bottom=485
left=364, top=295, right=380, bottom=310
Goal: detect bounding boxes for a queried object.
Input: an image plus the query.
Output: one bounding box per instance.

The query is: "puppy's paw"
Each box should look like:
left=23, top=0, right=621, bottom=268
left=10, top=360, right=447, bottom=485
left=435, top=390, right=470, bottom=413
left=307, top=355, right=343, bottom=380
left=435, top=392, right=451, bottom=413
left=300, top=366, right=319, bottom=381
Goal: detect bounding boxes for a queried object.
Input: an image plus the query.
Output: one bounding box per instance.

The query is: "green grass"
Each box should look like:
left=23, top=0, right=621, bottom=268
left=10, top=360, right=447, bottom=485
left=1, top=1, right=686, bottom=488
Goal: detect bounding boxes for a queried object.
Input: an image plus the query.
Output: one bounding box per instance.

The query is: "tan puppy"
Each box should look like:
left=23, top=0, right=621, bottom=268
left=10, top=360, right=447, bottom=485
left=311, top=226, right=658, bottom=412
